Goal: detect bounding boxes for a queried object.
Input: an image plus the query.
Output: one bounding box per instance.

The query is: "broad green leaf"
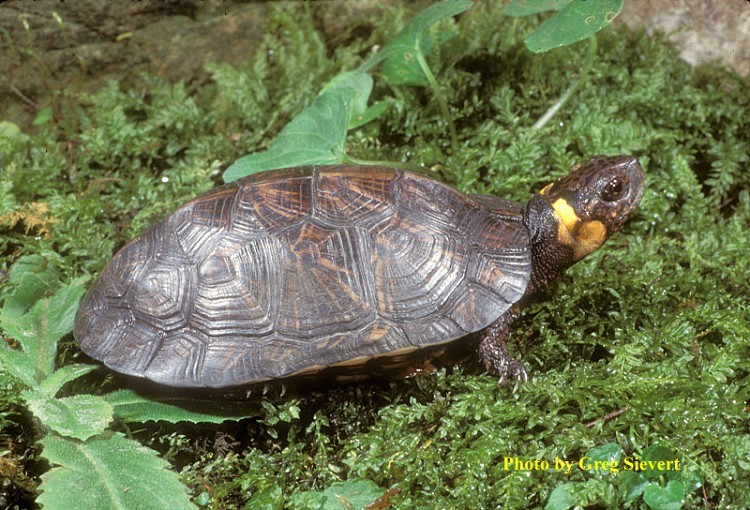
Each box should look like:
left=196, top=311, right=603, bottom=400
left=38, top=364, right=99, bottom=397
left=503, top=0, right=572, bottom=16
left=584, top=442, right=622, bottom=475
left=1, top=277, right=86, bottom=383
left=243, top=484, right=283, bottom=510
left=26, top=392, right=113, bottom=440
left=322, top=71, right=386, bottom=129
left=545, top=483, right=576, bottom=510
left=617, top=471, right=648, bottom=502
left=322, top=71, right=373, bottom=120
left=379, top=0, right=472, bottom=86
left=524, top=0, right=623, bottom=53
left=381, top=35, right=433, bottom=87
left=642, top=480, right=686, bottom=510
left=0, top=254, right=60, bottom=322
left=105, top=389, right=256, bottom=423
left=641, top=445, right=680, bottom=479
left=0, top=346, right=37, bottom=388
left=289, top=479, right=388, bottom=510
left=38, top=433, right=196, bottom=510
left=223, top=72, right=372, bottom=182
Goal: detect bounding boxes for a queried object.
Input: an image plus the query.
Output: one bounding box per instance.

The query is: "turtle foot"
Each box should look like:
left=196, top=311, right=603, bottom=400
left=478, top=312, right=529, bottom=388
left=479, top=344, right=529, bottom=387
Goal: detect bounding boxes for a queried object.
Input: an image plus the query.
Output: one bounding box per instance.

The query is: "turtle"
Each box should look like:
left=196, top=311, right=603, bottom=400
left=74, top=156, right=645, bottom=389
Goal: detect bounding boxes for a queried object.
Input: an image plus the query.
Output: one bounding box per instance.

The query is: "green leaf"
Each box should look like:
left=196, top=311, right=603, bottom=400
left=348, top=99, right=390, bottom=130
left=0, top=346, right=37, bottom=388
left=678, top=471, right=702, bottom=492
left=0, top=120, right=29, bottom=143
left=105, top=389, right=256, bottom=423
left=0, top=254, right=60, bottom=322
left=642, top=480, right=686, bottom=510
left=523, top=0, right=623, bottom=53
left=223, top=71, right=372, bottom=182
left=545, top=483, right=576, bottom=510
left=322, top=71, right=374, bottom=120
left=32, top=106, right=53, bottom=126
left=322, top=71, right=387, bottom=130
left=243, top=484, right=283, bottom=510
left=38, top=364, right=99, bottom=397
left=1, top=277, right=86, bottom=383
left=503, top=0, right=572, bottom=16
left=584, top=442, right=622, bottom=475
left=617, top=471, right=649, bottom=502
left=379, top=0, right=472, bottom=86
left=381, top=37, right=432, bottom=87
left=289, top=479, right=388, bottom=510
left=641, top=445, right=679, bottom=479
left=26, top=392, right=113, bottom=440
left=38, top=434, right=196, bottom=510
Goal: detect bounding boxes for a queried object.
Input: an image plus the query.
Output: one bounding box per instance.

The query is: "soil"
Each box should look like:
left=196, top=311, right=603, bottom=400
left=1, top=0, right=748, bottom=129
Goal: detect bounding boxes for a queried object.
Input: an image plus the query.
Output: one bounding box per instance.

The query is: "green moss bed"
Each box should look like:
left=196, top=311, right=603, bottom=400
left=1, top=3, right=748, bottom=509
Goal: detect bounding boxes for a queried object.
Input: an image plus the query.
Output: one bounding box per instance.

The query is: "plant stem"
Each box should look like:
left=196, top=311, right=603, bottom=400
left=415, top=49, right=459, bottom=153
left=532, top=35, right=598, bottom=130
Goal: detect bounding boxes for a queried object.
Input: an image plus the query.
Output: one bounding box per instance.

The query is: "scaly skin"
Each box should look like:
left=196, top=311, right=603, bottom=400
left=478, top=156, right=646, bottom=385
left=478, top=306, right=527, bottom=386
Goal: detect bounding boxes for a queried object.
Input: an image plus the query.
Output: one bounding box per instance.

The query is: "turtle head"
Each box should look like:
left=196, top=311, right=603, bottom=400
left=523, top=156, right=645, bottom=293
left=537, top=155, right=646, bottom=261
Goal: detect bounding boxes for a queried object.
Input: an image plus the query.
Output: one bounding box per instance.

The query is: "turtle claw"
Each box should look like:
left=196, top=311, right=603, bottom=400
left=509, top=361, right=528, bottom=393
left=478, top=312, right=529, bottom=388
left=489, top=355, right=529, bottom=388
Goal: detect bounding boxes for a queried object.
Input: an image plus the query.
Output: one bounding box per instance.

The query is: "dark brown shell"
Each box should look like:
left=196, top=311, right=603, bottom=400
left=74, top=166, right=532, bottom=387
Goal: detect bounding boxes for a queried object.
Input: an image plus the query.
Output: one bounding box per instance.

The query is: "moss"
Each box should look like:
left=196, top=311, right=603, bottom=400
left=1, top=2, right=748, bottom=509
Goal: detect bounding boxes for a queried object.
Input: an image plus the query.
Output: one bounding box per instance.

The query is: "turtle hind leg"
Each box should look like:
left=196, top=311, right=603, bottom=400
left=478, top=307, right=528, bottom=387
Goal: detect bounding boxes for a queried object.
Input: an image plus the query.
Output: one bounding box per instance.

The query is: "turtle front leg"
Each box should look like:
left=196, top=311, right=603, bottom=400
left=478, top=307, right=528, bottom=386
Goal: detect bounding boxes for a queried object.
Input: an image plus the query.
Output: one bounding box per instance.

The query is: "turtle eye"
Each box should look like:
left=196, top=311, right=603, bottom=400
left=601, top=178, right=626, bottom=202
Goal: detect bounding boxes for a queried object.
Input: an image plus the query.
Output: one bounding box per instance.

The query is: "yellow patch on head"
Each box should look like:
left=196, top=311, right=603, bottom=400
left=575, top=220, right=607, bottom=258
left=551, top=199, right=579, bottom=231
left=539, top=182, right=554, bottom=196
left=550, top=198, right=608, bottom=260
